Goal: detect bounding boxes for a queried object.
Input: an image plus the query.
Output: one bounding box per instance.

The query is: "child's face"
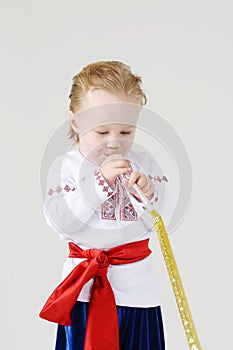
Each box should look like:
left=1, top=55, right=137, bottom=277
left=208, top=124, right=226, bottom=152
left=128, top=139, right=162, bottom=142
left=70, top=89, right=141, bottom=165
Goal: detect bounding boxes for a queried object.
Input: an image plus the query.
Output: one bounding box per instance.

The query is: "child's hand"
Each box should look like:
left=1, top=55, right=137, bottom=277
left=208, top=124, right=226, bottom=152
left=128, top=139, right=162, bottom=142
left=100, top=154, right=131, bottom=186
left=121, top=172, right=155, bottom=202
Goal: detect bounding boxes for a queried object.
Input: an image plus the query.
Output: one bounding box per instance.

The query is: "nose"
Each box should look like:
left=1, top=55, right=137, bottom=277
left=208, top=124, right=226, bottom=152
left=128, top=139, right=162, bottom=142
left=106, top=137, right=120, bottom=149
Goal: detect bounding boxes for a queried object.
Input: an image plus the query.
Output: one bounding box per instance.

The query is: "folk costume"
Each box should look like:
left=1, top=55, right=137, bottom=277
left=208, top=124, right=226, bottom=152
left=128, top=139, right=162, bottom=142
left=40, top=146, right=176, bottom=350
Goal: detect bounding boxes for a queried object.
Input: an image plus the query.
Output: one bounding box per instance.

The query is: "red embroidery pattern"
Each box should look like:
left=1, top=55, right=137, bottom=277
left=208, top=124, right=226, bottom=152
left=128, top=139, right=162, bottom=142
left=142, top=189, right=159, bottom=210
left=150, top=189, right=159, bottom=203
left=101, top=193, right=117, bottom=220
left=94, top=170, right=114, bottom=197
left=120, top=188, right=138, bottom=221
left=47, top=185, right=76, bottom=196
left=148, top=175, right=168, bottom=183
left=100, top=179, right=137, bottom=222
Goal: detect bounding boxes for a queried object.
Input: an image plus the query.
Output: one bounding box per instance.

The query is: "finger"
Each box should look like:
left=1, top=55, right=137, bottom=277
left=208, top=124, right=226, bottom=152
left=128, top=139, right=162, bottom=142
left=135, top=175, right=148, bottom=189
left=129, top=174, right=154, bottom=199
left=143, top=184, right=155, bottom=199
left=104, top=153, right=124, bottom=161
left=127, top=172, right=141, bottom=187
left=128, top=172, right=148, bottom=188
left=140, top=179, right=153, bottom=192
left=114, top=167, right=132, bottom=178
left=102, top=154, right=123, bottom=166
left=115, top=160, right=131, bottom=169
left=140, top=178, right=154, bottom=195
left=105, top=154, right=130, bottom=165
left=102, top=157, right=130, bottom=168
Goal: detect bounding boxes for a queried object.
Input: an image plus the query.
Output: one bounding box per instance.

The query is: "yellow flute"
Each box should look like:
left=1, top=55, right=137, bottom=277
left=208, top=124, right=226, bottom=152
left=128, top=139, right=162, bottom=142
left=122, top=173, right=202, bottom=350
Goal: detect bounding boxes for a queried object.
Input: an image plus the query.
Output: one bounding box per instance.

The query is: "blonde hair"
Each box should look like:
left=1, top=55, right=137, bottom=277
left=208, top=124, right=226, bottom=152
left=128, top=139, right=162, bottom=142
left=68, top=60, right=147, bottom=145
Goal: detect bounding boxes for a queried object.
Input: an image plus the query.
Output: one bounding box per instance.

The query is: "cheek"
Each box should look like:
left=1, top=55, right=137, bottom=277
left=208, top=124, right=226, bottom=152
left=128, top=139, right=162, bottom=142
left=122, top=134, right=135, bottom=147
left=88, top=136, right=107, bottom=153
left=80, top=133, right=98, bottom=150
left=120, top=140, right=134, bottom=154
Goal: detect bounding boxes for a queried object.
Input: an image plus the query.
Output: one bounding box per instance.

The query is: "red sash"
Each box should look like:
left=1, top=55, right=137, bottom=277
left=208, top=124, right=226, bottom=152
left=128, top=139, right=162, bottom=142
left=39, top=238, right=151, bottom=350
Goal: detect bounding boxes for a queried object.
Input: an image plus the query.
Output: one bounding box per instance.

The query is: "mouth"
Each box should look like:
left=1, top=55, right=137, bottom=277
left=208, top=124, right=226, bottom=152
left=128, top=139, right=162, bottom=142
left=103, top=153, right=122, bottom=157
left=103, top=152, right=116, bottom=156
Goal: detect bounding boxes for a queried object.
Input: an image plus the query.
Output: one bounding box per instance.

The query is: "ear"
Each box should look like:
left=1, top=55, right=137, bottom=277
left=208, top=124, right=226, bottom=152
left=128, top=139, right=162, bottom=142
left=69, top=111, right=79, bottom=132
left=69, top=111, right=74, bottom=119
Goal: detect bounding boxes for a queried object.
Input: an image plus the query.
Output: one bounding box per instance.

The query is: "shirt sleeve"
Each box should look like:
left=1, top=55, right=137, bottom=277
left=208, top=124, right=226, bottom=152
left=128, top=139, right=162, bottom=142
left=43, top=155, right=117, bottom=237
left=160, top=182, right=177, bottom=231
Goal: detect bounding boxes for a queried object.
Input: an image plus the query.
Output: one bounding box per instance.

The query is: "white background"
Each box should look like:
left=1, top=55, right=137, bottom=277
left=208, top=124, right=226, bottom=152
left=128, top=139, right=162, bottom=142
left=1, top=1, right=233, bottom=349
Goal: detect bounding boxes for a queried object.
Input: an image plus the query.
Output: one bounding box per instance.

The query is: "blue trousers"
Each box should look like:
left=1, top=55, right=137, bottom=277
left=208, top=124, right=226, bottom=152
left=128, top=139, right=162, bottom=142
left=55, top=301, right=165, bottom=350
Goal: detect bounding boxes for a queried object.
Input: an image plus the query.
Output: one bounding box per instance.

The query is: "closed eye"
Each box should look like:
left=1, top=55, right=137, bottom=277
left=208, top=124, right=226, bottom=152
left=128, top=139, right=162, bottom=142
left=96, top=131, right=131, bottom=135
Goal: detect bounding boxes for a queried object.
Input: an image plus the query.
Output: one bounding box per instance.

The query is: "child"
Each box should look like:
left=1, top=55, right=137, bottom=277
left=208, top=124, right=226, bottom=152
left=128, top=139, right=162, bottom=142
left=40, top=61, right=175, bottom=350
